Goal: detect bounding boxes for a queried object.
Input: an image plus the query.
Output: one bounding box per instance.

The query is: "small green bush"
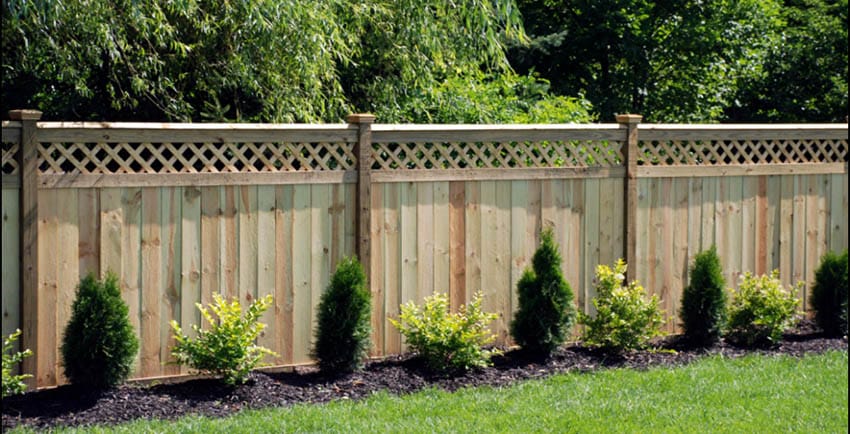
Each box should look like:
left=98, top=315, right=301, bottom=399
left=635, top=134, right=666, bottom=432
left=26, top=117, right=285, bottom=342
left=679, top=246, right=727, bottom=346
left=510, top=228, right=576, bottom=355
left=726, top=271, right=801, bottom=347
left=810, top=250, right=848, bottom=336
left=312, top=257, right=372, bottom=374
left=2, top=329, right=33, bottom=398
left=61, top=272, right=139, bottom=389
left=170, top=294, right=277, bottom=385
left=390, top=292, right=500, bottom=373
left=579, top=259, right=665, bottom=352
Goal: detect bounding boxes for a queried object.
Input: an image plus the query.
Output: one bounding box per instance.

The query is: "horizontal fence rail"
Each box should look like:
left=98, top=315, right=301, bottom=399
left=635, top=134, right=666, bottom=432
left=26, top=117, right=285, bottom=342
left=1, top=111, right=847, bottom=388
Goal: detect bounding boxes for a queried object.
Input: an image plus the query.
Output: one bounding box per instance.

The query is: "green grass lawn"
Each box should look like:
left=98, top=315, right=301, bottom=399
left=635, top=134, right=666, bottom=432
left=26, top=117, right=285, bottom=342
left=11, top=350, right=848, bottom=434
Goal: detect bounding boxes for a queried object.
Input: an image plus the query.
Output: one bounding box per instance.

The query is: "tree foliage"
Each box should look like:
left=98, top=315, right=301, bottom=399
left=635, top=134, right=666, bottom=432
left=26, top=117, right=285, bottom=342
left=2, top=0, right=591, bottom=123
left=510, top=0, right=847, bottom=122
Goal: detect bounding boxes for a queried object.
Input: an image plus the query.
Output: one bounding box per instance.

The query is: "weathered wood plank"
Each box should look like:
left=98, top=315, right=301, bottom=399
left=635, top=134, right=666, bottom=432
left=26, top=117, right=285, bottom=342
left=829, top=173, right=848, bottom=252
left=77, top=189, right=99, bottom=277
left=433, top=181, right=450, bottom=299
left=479, top=181, right=498, bottom=332
left=37, top=190, right=59, bottom=387
left=222, top=187, right=239, bottom=300
left=199, top=187, right=221, bottom=313
left=369, top=183, right=384, bottom=356
left=140, top=187, right=161, bottom=378
left=778, top=176, right=795, bottom=289
left=670, top=178, right=689, bottom=333
left=1, top=188, right=21, bottom=341
left=791, top=177, right=807, bottom=301
left=256, top=186, right=276, bottom=356
left=741, top=177, right=758, bottom=276
left=465, top=182, right=482, bottom=307
left=383, top=183, right=401, bottom=355
left=291, top=185, right=312, bottom=364
left=275, top=185, right=294, bottom=365
left=399, top=182, right=417, bottom=352
left=494, top=181, right=512, bottom=343
left=509, top=180, right=528, bottom=331
left=583, top=179, right=600, bottom=316
left=179, top=186, right=202, bottom=356
left=55, top=189, right=78, bottom=385
left=39, top=171, right=357, bottom=189
left=449, top=182, right=466, bottom=313
left=121, top=188, right=142, bottom=375
left=416, top=183, right=435, bottom=302
left=239, top=186, right=259, bottom=307
left=160, top=187, right=181, bottom=376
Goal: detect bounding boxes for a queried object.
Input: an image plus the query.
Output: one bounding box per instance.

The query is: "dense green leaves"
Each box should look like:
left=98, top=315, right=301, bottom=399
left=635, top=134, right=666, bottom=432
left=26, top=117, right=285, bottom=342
left=312, top=257, right=372, bottom=374
left=510, top=0, right=847, bottom=122
left=810, top=250, right=849, bottom=337
left=510, top=228, right=577, bottom=355
left=726, top=271, right=801, bottom=347
left=680, top=246, right=727, bottom=346
left=2, top=329, right=33, bottom=398
left=61, top=272, right=139, bottom=389
left=1, top=0, right=591, bottom=123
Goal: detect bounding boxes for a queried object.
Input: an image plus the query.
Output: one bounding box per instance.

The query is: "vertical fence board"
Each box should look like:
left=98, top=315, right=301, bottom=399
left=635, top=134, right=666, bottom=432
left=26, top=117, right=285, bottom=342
left=465, top=182, right=481, bottom=306
left=121, top=188, right=142, bottom=374
left=829, top=173, right=848, bottom=253
left=791, top=177, right=807, bottom=302
left=670, top=179, right=689, bottom=333
left=139, top=188, right=161, bottom=378
left=160, top=188, right=181, bottom=376
left=179, top=186, right=202, bottom=365
left=275, top=185, right=295, bottom=365
left=686, top=178, right=703, bottom=271
left=448, top=182, right=466, bottom=313
left=433, top=182, right=450, bottom=298
left=583, top=179, right=600, bottom=315
left=2, top=188, right=21, bottom=341
left=383, top=183, right=401, bottom=355
left=416, top=183, right=434, bottom=301
left=510, top=180, right=528, bottom=326
left=741, top=178, right=757, bottom=276
left=658, top=179, right=673, bottom=330
left=200, top=187, right=221, bottom=311
left=77, top=189, right=99, bottom=278
left=369, top=184, right=384, bottom=356
left=566, top=180, right=582, bottom=324
left=765, top=176, right=781, bottom=272
left=494, top=181, right=512, bottom=342
left=399, top=182, right=417, bottom=351
left=256, top=186, right=276, bottom=354
left=55, top=189, right=79, bottom=385
left=37, top=190, right=59, bottom=387
left=239, top=186, right=258, bottom=306
left=480, top=181, right=498, bottom=326
left=222, top=187, right=238, bottom=300
left=778, top=176, right=795, bottom=289
left=291, top=185, right=312, bottom=364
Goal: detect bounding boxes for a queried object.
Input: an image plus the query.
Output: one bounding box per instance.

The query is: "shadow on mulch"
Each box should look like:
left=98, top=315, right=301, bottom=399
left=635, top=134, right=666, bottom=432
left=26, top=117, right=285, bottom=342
left=3, top=320, right=846, bottom=431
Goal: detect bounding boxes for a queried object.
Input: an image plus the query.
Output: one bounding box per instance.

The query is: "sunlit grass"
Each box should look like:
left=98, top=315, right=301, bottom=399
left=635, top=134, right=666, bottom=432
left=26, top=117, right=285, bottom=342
left=10, top=350, right=847, bottom=434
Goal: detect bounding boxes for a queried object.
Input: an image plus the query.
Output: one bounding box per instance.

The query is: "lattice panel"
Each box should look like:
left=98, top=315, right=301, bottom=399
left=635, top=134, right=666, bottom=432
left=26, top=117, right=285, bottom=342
left=2, top=142, right=19, bottom=175
left=639, top=139, right=848, bottom=166
left=371, top=141, right=624, bottom=170
left=37, top=142, right=356, bottom=174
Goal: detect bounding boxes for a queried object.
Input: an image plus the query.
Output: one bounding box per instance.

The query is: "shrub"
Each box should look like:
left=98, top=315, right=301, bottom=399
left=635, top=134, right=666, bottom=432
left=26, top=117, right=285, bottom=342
left=170, top=294, right=277, bottom=385
left=510, top=228, right=576, bottom=355
left=726, top=271, right=801, bottom=347
left=2, top=329, right=33, bottom=398
left=390, top=292, right=500, bottom=373
left=579, top=259, right=665, bottom=352
left=312, top=257, right=371, bottom=374
left=810, top=250, right=848, bottom=337
left=679, top=246, right=727, bottom=346
left=61, top=272, right=139, bottom=389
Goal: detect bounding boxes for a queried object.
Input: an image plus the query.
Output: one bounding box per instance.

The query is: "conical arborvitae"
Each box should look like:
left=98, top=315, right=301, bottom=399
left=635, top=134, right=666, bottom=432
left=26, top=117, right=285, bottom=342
left=510, top=228, right=576, bottom=355
left=61, top=272, right=139, bottom=389
left=811, top=250, right=848, bottom=337
left=312, top=257, right=372, bottom=373
left=679, top=246, right=727, bottom=346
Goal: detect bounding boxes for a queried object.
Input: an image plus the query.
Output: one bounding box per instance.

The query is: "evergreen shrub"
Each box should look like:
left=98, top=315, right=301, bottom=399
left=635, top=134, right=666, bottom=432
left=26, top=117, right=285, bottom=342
left=579, top=259, right=665, bottom=352
left=510, top=228, right=576, bottom=355
left=810, top=250, right=848, bottom=336
left=726, top=271, right=801, bottom=347
left=390, top=292, right=500, bottom=373
left=2, top=329, right=33, bottom=397
left=171, top=294, right=277, bottom=385
left=312, top=257, right=372, bottom=373
left=679, top=246, right=727, bottom=346
left=61, top=272, right=139, bottom=389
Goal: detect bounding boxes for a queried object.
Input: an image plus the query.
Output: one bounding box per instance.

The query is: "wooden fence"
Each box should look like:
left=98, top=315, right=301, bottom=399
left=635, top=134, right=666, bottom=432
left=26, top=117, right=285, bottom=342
left=1, top=110, right=847, bottom=388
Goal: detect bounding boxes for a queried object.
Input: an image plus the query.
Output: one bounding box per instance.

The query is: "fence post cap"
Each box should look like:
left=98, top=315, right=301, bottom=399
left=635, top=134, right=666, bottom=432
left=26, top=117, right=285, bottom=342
left=346, top=113, right=376, bottom=124
left=615, top=114, right=642, bottom=124
left=8, top=109, right=43, bottom=121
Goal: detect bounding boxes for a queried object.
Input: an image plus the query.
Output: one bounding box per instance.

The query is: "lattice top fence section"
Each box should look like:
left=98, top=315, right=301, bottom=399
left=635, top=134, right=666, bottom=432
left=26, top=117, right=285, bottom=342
left=369, top=125, right=626, bottom=170
left=637, top=126, right=848, bottom=166
left=32, top=124, right=359, bottom=175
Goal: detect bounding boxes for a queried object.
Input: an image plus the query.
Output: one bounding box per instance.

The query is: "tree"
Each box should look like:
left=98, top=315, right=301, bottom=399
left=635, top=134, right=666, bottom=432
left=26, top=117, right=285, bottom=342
left=509, top=0, right=787, bottom=122
left=2, top=0, right=592, bottom=123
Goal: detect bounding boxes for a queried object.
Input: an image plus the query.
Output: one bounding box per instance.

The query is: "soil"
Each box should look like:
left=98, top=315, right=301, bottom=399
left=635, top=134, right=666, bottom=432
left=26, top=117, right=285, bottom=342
left=3, top=320, right=847, bottom=431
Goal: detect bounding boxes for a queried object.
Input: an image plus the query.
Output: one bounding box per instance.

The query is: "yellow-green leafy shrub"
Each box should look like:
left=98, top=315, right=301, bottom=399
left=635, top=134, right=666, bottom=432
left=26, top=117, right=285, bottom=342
left=170, top=294, right=277, bottom=385
left=390, top=292, right=500, bottom=373
left=2, top=329, right=32, bottom=398
left=726, top=271, right=801, bottom=346
left=579, top=259, right=665, bottom=352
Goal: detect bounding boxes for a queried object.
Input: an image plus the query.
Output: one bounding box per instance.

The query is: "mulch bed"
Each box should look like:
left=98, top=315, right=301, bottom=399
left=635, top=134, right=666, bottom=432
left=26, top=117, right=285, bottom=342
left=3, top=320, right=847, bottom=431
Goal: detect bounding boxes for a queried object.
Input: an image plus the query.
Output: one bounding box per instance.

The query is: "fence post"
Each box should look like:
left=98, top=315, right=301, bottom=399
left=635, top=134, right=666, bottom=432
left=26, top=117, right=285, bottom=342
left=346, top=113, right=376, bottom=278
left=9, top=109, right=42, bottom=388
left=616, top=114, right=641, bottom=282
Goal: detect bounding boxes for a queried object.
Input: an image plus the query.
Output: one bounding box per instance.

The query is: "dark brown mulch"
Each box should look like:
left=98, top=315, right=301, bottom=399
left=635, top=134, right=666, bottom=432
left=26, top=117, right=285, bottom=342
left=3, top=320, right=847, bottom=431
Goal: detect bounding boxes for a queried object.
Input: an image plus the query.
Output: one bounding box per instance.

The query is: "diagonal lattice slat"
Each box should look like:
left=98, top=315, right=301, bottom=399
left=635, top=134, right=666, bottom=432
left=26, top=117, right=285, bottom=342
left=638, top=139, right=848, bottom=166
left=35, top=142, right=356, bottom=174
left=2, top=142, right=20, bottom=175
